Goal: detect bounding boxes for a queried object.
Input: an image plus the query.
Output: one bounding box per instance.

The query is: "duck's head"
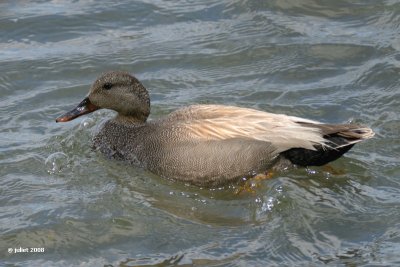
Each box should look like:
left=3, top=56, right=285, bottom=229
left=56, top=71, right=150, bottom=123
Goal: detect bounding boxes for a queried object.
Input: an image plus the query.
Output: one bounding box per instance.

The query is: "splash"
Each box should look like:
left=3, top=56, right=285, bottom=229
left=45, top=152, right=69, bottom=174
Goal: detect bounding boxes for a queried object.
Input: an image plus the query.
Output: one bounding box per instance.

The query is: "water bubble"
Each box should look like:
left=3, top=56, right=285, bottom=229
left=261, top=197, right=275, bottom=212
left=45, top=152, right=69, bottom=174
left=80, top=118, right=95, bottom=128
left=275, top=185, right=283, bottom=193
left=306, top=167, right=318, bottom=175
left=347, top=117, right=354, bottom=124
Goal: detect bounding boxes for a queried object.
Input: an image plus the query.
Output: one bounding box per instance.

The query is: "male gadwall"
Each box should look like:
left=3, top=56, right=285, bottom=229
left=56, top=71, right=374, bottom=187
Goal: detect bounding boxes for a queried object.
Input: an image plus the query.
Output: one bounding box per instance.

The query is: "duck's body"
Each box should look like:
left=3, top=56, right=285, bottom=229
left=56, top=71, right=374, bottom=187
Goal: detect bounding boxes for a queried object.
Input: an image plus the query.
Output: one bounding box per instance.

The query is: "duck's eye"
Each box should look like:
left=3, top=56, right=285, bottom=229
left=103, top=82, right=113, bottom=90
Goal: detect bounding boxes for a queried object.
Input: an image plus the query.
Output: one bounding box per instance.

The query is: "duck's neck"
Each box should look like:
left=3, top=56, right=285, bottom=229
left=114, top=114, right=147, bottom=125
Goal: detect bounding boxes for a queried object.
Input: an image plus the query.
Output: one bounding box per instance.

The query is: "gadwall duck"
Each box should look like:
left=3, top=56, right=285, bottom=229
left=56, top=71, right=374, bottom=187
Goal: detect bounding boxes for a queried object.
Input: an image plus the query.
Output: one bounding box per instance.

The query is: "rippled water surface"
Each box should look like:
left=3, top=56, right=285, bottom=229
left=1, top=1, right=400, bottom=266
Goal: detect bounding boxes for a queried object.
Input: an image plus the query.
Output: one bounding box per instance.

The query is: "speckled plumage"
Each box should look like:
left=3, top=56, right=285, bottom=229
left=56, top=71, right=375, bottom=187
left=93, top=118, right=279, bottom=187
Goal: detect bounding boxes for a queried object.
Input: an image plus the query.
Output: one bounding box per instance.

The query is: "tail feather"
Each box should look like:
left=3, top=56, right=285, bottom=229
left=334, top=126, right=375, bottom=147
left=281, top=123, right=374, bottom=166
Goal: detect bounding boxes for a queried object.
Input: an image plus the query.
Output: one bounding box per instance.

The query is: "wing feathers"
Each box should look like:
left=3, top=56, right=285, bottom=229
left=169, top=105, right=328, bottom=152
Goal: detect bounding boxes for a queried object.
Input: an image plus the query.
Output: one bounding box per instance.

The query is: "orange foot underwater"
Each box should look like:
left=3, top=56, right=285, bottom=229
left=235, top=171, right=275, bottom=195
left=322, top=164, right=346, bottom=175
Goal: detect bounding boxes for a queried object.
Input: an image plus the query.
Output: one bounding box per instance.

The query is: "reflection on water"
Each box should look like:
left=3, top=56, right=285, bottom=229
left=1, top=0, right=400, bottom=266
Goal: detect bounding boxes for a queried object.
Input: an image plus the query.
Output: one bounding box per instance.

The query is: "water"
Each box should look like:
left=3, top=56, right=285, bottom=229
left=1, top=0, right=400, bottom=266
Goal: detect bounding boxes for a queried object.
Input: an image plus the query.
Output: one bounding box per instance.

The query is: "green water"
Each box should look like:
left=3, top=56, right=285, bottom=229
left=1, top=1, right=400, bottom=266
